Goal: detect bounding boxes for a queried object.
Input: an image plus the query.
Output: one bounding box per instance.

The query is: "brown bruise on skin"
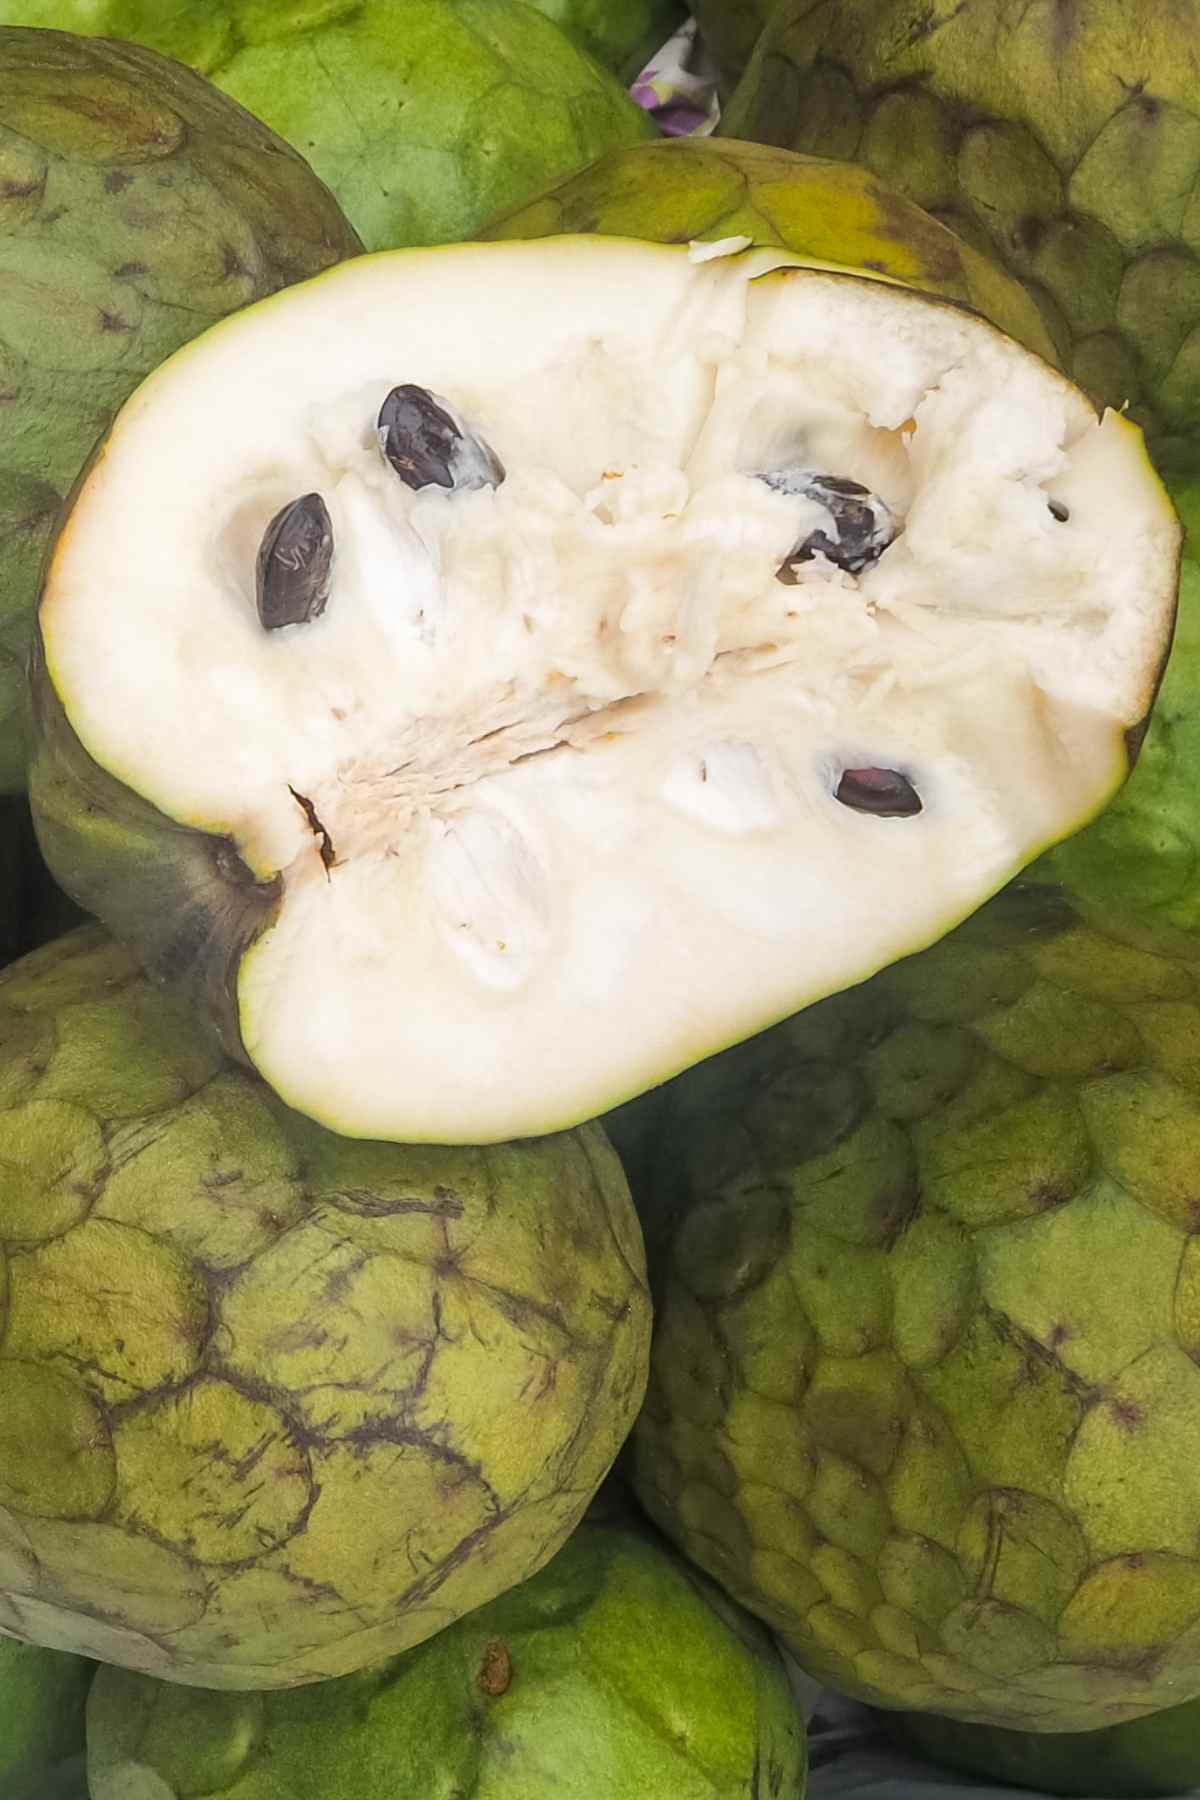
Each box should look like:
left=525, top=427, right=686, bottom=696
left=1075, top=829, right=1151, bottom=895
left=477, top=1635, right=514, bottom=1696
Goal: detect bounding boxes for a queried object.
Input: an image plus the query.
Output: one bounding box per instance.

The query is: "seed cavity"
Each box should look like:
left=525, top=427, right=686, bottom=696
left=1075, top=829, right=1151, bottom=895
left=759, top=469, right=897, bottom=578
left=377, top=384, right=505, bottom=493
left=256, top=493, right=334, bottom=631
left=834, top=766, right=923, bottom=817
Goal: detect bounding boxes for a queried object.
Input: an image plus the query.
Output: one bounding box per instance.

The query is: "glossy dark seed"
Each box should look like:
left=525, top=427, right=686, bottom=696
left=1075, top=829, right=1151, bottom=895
left=760, top=469, right=897, bottom=578
left=1048, top=499, right=1070, bottom=522
left=255, top=493, right=334, bottom=632
left=835, top=766, right=923, bottom=817
left=377, top=384, right=505, bottom=493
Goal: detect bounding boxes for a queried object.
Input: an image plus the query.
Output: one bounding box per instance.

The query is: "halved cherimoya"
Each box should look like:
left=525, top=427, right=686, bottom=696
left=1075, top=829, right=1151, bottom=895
left=28, top=234, right=1181, bottom=1143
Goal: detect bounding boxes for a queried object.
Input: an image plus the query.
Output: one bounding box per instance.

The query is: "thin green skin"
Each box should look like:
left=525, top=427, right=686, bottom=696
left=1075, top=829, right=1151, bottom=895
left=0, top=926, right=650, bottom=1690
left=0, top=27, right=362, bottom=798
left=0, top=1636, right=92, bottom=1798
left=631, top=565, right=1200, bottom=1731
left=891, top=1698, right=1200, bottom=1798
left=0, top=2, right=656, bottom=252
left=723, top=0, right=1200, bottom=474
left=85, top=1508, right=805, bottom=1799
left=483, top=136, right=1060, bottom=366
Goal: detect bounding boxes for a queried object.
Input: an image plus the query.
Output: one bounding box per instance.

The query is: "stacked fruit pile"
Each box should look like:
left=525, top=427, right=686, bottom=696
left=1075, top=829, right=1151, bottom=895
left=2, top=4, right=1200, bottom=1797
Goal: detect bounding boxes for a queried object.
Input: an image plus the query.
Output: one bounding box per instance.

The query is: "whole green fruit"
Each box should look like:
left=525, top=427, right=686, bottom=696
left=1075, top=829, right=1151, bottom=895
left=85, top=1505, right=804, bottom=1799
left=629, top=567, right=1200, bottom=1732
left=723, top=0, right=1200, bottom=472
left=483, top=135, right=1058, bottom=363
left=0, top=27, right=362, bottom=796
left=891, top=1696, right=1200, bottom=1798
left=0, top=1635, right=92, bottom=1799
left=0, top=927, right=650, bottom=1688
left=0, top=3, right=656, bottom=252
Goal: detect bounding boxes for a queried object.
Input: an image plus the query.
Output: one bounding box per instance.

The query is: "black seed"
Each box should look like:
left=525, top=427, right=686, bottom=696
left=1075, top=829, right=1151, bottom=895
left=377, top=384, right=505, bottom=493
left=1048, top=498, right=1070, bottom=522
left=256, top=494, right=334, bottom=632
left=835, top=766, right=923, bottom=817
left=759, top=468, right=898, bottom=577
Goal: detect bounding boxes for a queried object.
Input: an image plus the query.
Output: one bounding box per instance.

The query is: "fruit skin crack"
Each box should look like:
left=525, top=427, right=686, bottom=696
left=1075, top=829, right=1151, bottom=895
left=288, top=786, right=336, bottom=870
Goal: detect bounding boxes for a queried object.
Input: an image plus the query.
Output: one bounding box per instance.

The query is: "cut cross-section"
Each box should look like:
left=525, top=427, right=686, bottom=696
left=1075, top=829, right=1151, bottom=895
left=29, top=236, right=1180, bottom=1142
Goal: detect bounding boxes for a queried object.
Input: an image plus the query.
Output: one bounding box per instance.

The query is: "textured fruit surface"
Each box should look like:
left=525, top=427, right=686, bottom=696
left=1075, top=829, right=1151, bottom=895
left=0, top=1635, right=92, bottom=1799
left=892, top=1695, right=1200, bottom=1797
left=483, top=135, right=1058, bottom=364
left=633, top=876, right=1200, bottom=1728
left=0, top=2, right=656, bottom=252
left=0, top=27, right=361, bottom=796
left=0, top=927, right=650, bottom=1688
left=631, top=571, right=1200, bottom=1730
left=86, top=1505, right=804, bottom=1798
left=723, top=0, right=1200, bottom=472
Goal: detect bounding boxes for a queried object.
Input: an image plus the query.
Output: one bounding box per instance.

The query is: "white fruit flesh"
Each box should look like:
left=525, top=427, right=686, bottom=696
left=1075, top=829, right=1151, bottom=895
left=41, top=237, right=1179, bottom=1142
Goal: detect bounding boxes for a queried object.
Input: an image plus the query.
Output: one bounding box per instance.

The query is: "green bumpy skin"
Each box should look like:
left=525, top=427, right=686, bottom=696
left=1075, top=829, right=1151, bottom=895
left=86, top=1506, right=805, bottom=1800
left=0, top=28, right=362, bottom=799
left=483, top=135, right=1058, bottom=365
left=0, top=1635, right=92, bottom=1800
left=0, top=927, right=650, bottom=1690
left=630, top=565, right=1200, bottom=1731
left=723, top=0, right=1200, bottom=473
left=0, top=1, right=656, bottom=252
left=632, top=877, right=1200, bottom=1729
left=891, top=1695, right=1200, bottom=1798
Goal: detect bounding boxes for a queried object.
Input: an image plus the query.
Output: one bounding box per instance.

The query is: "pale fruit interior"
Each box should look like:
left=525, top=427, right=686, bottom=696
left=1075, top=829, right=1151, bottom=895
left=42, top=237, right=1179, bottom=1142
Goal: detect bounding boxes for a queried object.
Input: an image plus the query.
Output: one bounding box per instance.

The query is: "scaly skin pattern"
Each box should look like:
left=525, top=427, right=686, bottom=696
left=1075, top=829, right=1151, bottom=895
left=0, top=28, right=363, bottom=796
left=85, top=1510, right=805, bottom=1799
left=483, top=137, right=1059, bottom=365
left=723, top=0, right=1200, bottom=472
left=0, top=2, right=656, bottom=252
left=0, top=928, right=650, bottom=1689
left=631, top=871, right=1200, bottom=1728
